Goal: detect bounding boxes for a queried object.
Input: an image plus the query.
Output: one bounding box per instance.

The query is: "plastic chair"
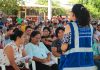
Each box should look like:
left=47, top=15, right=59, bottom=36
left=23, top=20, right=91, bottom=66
left=0, top=65, right=6, bottom=70
left=32, top=61, right=36, bottom=70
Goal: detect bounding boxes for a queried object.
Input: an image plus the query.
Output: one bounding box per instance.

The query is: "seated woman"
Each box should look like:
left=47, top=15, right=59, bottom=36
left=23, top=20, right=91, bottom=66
left=0, top=26, right=3, bottom=48
left=25, top=31, right=58, bottom=70
left=51, top=27, right=65, bottom=65
left=2, top=29, right=30, bottom=70
left=41, top=27, right=53, bottom=51
left=52, top=27, right=65, bottom=58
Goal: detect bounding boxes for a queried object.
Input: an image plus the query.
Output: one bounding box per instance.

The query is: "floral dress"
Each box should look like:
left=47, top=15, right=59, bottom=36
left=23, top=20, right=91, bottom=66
left=0, top=41, right=24, bottom=66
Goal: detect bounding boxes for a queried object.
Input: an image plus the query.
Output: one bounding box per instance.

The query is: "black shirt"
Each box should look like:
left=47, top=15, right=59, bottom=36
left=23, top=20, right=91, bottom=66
left=52, top=39, right=62, bottom=54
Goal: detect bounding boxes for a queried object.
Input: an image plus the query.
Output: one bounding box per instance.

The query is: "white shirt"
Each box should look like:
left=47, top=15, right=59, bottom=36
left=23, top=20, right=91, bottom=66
left=25, top=42, right=50, bottom=59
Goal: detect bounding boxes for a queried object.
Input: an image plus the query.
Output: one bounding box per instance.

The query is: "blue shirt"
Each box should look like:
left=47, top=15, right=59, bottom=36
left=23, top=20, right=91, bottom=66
left=25, top=42, right=50, bottom=59
left=0, top=21, right=3, bottom=27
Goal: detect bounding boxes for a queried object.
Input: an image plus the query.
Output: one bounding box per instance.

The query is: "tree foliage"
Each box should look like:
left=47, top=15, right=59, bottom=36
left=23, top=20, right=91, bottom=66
left=35, top=0, right=66, bottom=16
left=69, top=0, right=100, bottom=18
left=0, top=0, right=23, bottom=15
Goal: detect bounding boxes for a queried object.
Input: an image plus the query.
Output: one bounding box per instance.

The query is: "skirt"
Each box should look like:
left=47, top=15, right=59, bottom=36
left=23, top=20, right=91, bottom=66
left=0, top=66, right=30, bottom=70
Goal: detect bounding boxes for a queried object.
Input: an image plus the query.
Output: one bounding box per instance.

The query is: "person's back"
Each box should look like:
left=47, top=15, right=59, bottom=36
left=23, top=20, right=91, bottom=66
left=60, top=4, right=96, bottom=70
left=60, top=22, right=95, bottom=70
left=72, top=22, right=94, bottom=66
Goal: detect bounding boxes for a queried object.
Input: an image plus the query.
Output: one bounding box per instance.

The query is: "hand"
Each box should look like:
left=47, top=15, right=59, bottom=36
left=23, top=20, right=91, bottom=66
left=61, top=43, right=68, bottom=52
left=42, top=58, right=49, bottom=63
left=21, top=56, right=31, bottom=63
left=46, top=57, right=51, bottom=62
left=25, top=57, right=31, bottom=63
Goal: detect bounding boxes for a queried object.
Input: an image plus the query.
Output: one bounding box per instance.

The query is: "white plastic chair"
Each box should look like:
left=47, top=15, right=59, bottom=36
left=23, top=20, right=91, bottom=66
left=52, top=56, right=60, bottom=64
left=0, top=49, right=6, bottom=70
left=31, top=53, right=59, bottom=70
left=0, top=49, right=11, bottom=70
left=32, top=61, right=36, bottom=70
left=0, top=65, right=6, bottom=70
left=51, top=53, right=59, bottom=64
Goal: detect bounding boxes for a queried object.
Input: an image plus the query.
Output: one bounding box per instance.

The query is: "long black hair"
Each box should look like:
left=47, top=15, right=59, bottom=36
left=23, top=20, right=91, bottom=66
left=72, top=4, right=90, bottom=26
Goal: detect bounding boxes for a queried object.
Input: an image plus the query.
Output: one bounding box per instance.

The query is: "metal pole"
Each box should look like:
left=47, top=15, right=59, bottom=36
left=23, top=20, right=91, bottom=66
left=48, top=0, right=52, bottom=20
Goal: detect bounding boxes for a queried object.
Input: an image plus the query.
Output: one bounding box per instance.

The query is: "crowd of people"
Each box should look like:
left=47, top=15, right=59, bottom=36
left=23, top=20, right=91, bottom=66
left=0, top=4, right=100, bottom=70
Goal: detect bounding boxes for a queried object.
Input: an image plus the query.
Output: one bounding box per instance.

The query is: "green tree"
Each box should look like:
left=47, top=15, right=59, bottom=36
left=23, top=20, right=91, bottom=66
left=35, top=0, right=66, bottom=16
left=0, top=0, right=23, bottom=15
left=69, top=0, right=100, bottom=18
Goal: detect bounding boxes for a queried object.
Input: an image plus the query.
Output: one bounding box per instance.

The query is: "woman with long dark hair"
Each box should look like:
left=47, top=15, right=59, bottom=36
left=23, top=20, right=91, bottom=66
left=59, top=4, right=96, bottom=70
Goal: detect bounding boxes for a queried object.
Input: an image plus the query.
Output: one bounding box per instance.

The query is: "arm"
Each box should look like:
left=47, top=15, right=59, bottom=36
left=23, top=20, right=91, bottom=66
left=42, top=42, right=51, bottom=61
left=4, top=46, right=20, bottom=70
left=22, top=49, right=27, bottom=57
left=32, top=56, right=47, bottom=63
left=46, top=53, right=51, bottom=61
left=32, top=56, right=43, bottom=63
left=32, top=47, right=51, bottom=63
left=32, top=52, right=51, bottom=63
left=25, top=45, right=46, bottom=63
left=61, top=43, right=68, bottom=54
left=94, top=56, right=100, bottom=60
left=61, top=24, right=70, bottom=53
